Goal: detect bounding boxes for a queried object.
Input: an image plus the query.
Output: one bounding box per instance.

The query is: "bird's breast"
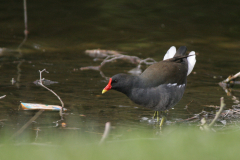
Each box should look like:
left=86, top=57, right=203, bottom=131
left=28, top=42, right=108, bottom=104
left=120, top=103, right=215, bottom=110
left=128, top=83, right=186, bottom=111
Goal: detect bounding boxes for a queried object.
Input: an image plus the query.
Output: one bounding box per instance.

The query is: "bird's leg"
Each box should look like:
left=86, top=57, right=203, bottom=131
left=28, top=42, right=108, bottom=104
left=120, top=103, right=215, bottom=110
left=159, top=111, right=167, bottom=129
left=153, top=111, right=157, bottom=118
left=153, top=111, right=160, bottom=122
left=159, top=115, right=165, bottom=128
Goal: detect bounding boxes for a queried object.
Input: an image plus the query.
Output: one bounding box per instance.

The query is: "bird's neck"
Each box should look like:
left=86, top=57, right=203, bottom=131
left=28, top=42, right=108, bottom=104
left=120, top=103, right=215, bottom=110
left=118, top=75, right=142, bottom=96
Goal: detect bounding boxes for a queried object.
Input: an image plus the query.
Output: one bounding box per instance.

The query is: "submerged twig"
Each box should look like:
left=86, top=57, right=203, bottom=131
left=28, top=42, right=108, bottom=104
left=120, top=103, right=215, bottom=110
left=99, top=122, right=111, bottom=145
left=177, top=111, right=206, bottom=123
left=10, top=110, right=44, bottom=140
left=15, top=60, right=24, bottom=88
left=38, top=69, right=64, bottom=120
left=34, top=127, right=41, bottom=142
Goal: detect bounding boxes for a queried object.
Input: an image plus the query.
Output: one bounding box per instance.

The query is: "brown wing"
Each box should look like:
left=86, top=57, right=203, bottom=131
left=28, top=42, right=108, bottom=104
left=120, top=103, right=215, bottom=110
left=140, top=56, right=188, bottom=87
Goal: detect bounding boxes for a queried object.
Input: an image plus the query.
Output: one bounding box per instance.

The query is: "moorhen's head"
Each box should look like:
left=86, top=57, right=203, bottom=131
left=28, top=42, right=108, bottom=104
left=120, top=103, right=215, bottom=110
left=102, top=73, right=137, bottom=95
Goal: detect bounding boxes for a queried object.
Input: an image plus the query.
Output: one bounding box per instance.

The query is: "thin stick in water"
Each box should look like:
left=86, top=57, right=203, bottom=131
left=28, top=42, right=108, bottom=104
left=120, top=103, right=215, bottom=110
left=99, top=122, right=111, bottom=145
left=18, top=0, right=28, bottom=49
left=208, top=97, right=226, bottom=127
left=38, top=69, right=64, bottom=120
left=9, top=110, right=44, bottom=140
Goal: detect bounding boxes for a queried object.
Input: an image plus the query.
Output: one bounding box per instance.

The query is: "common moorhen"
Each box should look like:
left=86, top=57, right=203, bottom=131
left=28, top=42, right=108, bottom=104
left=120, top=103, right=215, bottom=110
left=102, top=46, right=196, bottom=125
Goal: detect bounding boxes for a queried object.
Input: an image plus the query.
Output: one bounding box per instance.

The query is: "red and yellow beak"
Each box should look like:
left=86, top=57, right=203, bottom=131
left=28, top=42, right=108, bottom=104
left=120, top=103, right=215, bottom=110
left=102, top=78, right=112, bottom=94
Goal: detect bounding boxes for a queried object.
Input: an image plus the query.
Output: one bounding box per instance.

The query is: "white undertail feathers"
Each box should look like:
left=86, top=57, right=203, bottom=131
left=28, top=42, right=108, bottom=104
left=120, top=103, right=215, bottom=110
left=163, top=46, right=196, bottom=76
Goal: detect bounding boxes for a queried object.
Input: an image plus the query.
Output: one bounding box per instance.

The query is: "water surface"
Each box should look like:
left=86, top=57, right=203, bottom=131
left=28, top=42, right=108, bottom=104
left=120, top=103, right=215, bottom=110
left=1, top=0, right=240, bottom=142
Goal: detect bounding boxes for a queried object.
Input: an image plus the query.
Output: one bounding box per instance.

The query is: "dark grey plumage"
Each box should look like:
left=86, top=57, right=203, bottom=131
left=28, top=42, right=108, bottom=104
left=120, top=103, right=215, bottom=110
left=106, top=46, right=190, bottom=111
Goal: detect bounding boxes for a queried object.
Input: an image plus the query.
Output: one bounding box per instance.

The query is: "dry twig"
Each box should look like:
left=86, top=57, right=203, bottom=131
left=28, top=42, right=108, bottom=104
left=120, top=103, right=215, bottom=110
left=208, top=97, right=226, bottom=127
left=223, top=72, right=240, bottom=83
left=38, top=69, right=64, bottom=120
left=99, top=122, right=111, bottom=145
left=85, top=49, right=121, bottom=58
left=81, top=49, right=157, bottom=75
left=0, top=95, right=6, bottom=99
left=219, top=71, right=240, bottom=100
left=200, top=97, right=226, bottom=131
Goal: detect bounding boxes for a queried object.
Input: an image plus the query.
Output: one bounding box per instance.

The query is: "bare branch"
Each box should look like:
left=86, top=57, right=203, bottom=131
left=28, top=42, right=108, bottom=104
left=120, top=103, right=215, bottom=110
left=80, top=66, right=100, bottom=71
left=38, top=69, right=64, bottom=120
left=100, top=55, right=141, bottom=66
left=85, top=49, right=121, bottom=58
left=208, top=97, right=226, bottom=127
left=222, top=72, right=240, bottom=83
left=139, top=58, right=157, bottom=65
left=81, top=49, right=157, bottom=73
left=200, top=97, right=226, bottom=131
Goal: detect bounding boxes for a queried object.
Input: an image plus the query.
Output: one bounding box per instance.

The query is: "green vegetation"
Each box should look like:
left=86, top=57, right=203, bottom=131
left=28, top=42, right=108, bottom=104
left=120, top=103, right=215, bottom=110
left=1, top=127, right=240, bottom=160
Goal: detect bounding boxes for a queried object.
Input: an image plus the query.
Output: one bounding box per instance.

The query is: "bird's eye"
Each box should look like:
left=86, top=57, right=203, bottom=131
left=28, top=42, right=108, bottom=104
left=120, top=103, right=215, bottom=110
left=112, top=79, right=118, bottom=83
